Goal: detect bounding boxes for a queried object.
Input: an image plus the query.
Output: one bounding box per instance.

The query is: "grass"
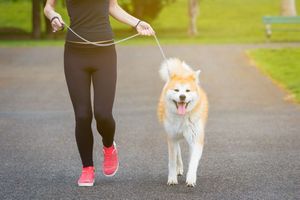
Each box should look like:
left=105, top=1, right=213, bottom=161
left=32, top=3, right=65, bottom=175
left=247, top=48, right=300, bottom=103
left=0, top=0, right=300, bottom=46
left=0, top=39, right=65, bottom=47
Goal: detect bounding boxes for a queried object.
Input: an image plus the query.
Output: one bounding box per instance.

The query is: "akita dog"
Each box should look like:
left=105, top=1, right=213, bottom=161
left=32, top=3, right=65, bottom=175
left=157, top=58, right=208, bottom=187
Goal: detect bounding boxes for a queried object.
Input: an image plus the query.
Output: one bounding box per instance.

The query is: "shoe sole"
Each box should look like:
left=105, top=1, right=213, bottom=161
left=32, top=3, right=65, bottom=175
left=103, top=162, right=119, bottom=177
left=78, top=182, right=94, bottom=187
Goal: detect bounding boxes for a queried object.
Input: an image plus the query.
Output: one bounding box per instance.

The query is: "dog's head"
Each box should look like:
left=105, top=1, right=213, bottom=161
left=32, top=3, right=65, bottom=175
left=160, top=58, right=201, bottom=116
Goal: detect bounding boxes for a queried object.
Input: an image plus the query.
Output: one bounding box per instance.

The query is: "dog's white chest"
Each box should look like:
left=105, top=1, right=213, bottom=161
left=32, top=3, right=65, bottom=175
left=163, top=112, right=203, bottom=141
left=164, top=117, right=185, bottom=138
left=164, top=116, right=192, bottom=138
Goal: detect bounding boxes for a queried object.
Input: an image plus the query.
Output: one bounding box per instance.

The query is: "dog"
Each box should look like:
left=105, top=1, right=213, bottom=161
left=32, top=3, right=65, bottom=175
left=157, top=58, right=208, bottom=187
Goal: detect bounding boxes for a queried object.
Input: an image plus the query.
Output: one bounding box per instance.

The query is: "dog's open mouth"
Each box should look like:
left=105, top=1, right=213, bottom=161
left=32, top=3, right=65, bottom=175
left=173, top=100, right=190, bottom=115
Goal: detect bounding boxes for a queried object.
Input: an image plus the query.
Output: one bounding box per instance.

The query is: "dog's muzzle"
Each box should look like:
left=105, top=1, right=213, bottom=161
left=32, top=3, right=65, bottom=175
left=173, top=100, right=190, bottom=115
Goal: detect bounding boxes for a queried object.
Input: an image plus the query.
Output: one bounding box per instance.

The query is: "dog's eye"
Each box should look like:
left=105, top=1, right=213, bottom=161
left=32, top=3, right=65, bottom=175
left=186, top=89, right=190, bottom=92
left=174, top=89, right=179, bottom=92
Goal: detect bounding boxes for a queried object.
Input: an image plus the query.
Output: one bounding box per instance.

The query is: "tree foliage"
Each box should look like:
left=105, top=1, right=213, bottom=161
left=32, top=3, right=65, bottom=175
left=119, top=0, right=175, bottom=22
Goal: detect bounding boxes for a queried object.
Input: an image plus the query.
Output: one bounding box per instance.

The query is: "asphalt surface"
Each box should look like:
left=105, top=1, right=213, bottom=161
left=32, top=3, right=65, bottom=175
left=0, top=43, right=299, bottom=200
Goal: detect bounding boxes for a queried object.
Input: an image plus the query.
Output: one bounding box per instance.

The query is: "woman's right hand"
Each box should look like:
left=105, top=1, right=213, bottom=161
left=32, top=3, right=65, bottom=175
left=135, top=21, right=155, bottom=36
left=50, top=13, right=64, bottom=32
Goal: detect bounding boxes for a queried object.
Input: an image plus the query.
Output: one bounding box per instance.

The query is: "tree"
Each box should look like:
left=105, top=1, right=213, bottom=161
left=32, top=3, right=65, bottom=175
left=43, top=0, right=53, bottom=35
left=281, top=0, right=297, bottom=16
left=32, top=0, right=41, bottom=39
left=188, top=0, right=199, bottom=36
left=32, top=0, right=60, bottom=39
left=119, top=0, right=174, bottom=22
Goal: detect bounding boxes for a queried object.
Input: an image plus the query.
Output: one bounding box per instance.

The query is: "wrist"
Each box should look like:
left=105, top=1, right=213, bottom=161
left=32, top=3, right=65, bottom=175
left=134, top=20, right=142, bottom=29
left=50, top=16, right=59, bottom=23
left=48, top=10, right=59, bottom=21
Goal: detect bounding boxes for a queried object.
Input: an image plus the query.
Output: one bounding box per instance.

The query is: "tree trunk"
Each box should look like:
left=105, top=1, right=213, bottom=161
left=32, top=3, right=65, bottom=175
left=281, top=0, right=297, bottom=16
left=132, top=0, right=144, bottom=19
left=43, top=0, right=52, bottom=35
left=32, top=0, right=41, bottom=39
left=44, top=14, right=52, bottom=35
left=188, top=0, right=199, bottom=36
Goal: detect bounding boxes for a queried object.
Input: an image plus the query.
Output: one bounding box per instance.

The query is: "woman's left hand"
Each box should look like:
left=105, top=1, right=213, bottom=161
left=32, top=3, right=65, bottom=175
left=135, top=21, right=155, bottom=36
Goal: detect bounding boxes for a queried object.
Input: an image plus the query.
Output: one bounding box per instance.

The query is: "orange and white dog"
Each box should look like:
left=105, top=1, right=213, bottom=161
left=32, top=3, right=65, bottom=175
left=157, top=58, right=208, bottom=187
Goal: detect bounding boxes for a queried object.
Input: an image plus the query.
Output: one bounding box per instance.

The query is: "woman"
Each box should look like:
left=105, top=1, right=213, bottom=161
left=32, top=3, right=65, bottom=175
left=44, top=0, right=155, bottom=187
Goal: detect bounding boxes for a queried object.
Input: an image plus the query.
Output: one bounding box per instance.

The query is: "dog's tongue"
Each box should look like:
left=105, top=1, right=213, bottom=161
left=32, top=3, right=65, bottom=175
left=177, top=104, right=186, bottom=115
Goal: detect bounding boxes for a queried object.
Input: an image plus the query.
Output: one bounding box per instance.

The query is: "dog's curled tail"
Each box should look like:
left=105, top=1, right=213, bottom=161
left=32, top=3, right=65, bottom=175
left=159, top=58, right=194, bottom=82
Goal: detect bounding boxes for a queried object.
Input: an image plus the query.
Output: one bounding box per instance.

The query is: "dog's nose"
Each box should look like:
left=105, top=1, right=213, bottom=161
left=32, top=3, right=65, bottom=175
left=179, top=95, right=186, bottom=101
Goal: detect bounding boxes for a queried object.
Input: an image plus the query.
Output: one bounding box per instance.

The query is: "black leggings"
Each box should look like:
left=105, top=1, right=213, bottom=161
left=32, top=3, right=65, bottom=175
left=64, top=42, right=117, bottom=167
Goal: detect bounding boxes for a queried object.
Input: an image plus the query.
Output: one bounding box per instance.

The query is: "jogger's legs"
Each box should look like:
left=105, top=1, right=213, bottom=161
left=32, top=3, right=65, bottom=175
left=64, top=43, right=117, bottom=167
left=92, top=46, right=117, bottom=147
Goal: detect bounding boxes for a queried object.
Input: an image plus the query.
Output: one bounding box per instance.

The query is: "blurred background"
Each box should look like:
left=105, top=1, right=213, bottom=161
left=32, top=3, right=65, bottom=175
left=1, top=0, right=298, bottom=102
left=0, top=0, right=300, bottom=44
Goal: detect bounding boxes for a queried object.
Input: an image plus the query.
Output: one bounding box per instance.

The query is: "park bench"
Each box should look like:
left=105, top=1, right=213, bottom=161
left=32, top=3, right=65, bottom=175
left=262, top=16, right=300, bottom=38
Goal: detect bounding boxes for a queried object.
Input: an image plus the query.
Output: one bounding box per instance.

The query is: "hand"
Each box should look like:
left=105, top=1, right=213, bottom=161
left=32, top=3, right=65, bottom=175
left=135, top=21, right=155, bottom=36
left=50, top=13, right=64, bottom=32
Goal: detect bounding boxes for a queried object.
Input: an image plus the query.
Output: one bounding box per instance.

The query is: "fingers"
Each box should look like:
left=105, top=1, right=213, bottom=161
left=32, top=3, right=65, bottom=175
left=145, top=24, right=155, bottom=36
left=138, top=26, right=155, bottom=36
left=137, top=21, right=156, bottom=36
left=58, top=15, right=65, bottom=25
left=51, top=16, right=64, bottom=33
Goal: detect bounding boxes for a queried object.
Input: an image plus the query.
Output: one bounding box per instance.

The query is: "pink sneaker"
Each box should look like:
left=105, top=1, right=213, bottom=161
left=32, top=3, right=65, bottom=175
left=77, top=166, right=95, bottom=187
left=102, top=141, right=119, bottom=177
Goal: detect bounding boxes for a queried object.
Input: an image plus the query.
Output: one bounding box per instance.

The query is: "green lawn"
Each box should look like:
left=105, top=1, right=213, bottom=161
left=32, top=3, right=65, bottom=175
left=247, top=48, right=300, bottom=103
left=0, top=0, right=300, bottom=45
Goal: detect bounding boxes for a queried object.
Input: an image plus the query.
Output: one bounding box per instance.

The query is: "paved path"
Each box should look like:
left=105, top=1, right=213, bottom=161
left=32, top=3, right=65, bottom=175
left=0, top=44, right=299, bottom=200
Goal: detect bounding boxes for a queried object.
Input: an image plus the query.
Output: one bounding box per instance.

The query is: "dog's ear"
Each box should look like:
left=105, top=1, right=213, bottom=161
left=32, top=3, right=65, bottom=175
left=195, top=70, right=201, bottom=84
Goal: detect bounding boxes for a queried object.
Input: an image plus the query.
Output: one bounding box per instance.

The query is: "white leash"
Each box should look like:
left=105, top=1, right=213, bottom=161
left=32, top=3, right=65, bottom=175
left=64, top=23, right=140, bottom=47
left=64, top=23, right=168, bottom=60
left=153, top=34, right=167, bottom=60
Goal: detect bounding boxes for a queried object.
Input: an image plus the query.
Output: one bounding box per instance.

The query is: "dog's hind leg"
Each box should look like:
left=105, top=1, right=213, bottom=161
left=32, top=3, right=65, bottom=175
left=167, top=139, right=178, bottom=185
left=176, top=143, right=183, bottom=176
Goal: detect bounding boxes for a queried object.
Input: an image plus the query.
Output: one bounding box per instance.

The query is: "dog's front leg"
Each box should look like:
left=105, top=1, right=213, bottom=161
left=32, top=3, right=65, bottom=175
left=184, top=128, right=204, bottom=187
left=176, top=143, right=183, bottom=176
left=186, top=142, right=203, bottom=187
left=167, top=138, right=178, bottom=185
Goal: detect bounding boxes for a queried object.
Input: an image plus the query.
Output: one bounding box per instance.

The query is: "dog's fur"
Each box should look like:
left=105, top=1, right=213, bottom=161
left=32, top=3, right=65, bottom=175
left=157, top=58, right=208, bottom=187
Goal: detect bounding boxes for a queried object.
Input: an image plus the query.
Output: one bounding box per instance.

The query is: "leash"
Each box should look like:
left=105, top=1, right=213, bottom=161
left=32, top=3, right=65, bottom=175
left=153, top=34, right=167, bottom=60
left=63, top=23, right=168, bottom=60
left=64, top=23, right=140, bottom=47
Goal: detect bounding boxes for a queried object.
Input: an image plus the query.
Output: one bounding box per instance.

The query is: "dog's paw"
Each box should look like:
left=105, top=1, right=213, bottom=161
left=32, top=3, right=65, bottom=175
left=186, top=174, right=196, bottom=187
left=167, top=177, right=178, bottom=185
left=177, top=167, right=184, bottom=176
left=186, top=182, right=196, bottom=187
